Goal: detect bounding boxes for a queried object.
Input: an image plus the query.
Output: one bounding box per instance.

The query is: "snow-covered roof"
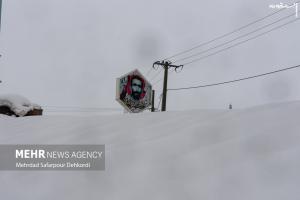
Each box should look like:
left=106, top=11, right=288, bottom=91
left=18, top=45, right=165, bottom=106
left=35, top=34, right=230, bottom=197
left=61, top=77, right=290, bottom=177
left=0, top=94, right=41, bottom=116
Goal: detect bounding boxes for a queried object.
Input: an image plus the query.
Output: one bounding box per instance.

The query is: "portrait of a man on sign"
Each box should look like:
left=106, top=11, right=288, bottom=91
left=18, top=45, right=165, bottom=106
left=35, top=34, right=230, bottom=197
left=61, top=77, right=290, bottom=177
left=116, top=70, right=152, bottom=113
left=120, top=75, right=145, bottom=101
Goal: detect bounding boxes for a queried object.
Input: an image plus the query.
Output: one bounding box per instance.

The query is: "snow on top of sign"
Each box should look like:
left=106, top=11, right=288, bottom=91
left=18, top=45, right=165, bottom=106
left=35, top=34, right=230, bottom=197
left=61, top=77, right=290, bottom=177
left=0, top=94, right=41, bottom=116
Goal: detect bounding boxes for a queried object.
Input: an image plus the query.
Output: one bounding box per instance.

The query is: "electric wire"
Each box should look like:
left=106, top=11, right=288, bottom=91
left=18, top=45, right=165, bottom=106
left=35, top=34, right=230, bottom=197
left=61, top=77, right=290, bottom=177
left=151, top=66, right=180, bottom=86
left=145, top=66, right=154, bottom=77
left=168, top=64, right=300, bottom=91
left=172, top=12, right=297, bottom=64
left=144, top=7, right=289, bottom=80
left=162, top=2, right=298, bottom=61
left=153, top=77, right=163, bottom=86
left=147, top=3, right=299, bottom=88
left=182, top=18, right=299, bottom=66
left=150, top=68, right=163, bottom=81
left=149, top=6, right=298, bottom=83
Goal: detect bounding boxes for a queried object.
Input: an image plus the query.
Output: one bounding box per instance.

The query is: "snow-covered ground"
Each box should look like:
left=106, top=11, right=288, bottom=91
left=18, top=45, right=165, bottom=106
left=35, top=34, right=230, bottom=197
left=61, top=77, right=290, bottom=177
left=0, top=101, right=300, bottom=200
left=43, top=107, right=123, bottom=116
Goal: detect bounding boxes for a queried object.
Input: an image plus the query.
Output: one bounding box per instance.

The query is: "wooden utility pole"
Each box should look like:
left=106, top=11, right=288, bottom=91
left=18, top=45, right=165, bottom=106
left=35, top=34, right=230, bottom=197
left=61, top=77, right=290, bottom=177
left=161, top=65, right=168, bottom=111
left=153, top=61, right=183, bottom=112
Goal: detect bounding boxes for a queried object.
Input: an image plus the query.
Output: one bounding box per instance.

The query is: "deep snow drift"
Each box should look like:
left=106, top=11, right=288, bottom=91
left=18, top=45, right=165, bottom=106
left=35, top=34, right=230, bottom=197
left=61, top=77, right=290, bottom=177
left=0, top=101, right=300, bottom=200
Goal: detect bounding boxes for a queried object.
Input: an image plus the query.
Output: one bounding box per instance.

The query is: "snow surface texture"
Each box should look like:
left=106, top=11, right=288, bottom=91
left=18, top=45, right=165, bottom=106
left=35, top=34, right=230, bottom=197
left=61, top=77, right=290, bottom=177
left=0, top=94, right=41, bottom=116
left=0, top=101, right=300, bottom=199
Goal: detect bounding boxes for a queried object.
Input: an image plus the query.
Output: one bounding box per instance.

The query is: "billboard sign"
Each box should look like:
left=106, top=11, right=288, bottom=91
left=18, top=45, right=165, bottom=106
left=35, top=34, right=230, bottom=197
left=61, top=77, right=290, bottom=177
left=116, top=69, right=152, bottom=113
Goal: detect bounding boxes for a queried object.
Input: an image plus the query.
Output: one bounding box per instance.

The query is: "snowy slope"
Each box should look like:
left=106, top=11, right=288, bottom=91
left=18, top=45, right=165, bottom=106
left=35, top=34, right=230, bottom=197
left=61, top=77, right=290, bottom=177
left=0, top=101, right=300, bottom=200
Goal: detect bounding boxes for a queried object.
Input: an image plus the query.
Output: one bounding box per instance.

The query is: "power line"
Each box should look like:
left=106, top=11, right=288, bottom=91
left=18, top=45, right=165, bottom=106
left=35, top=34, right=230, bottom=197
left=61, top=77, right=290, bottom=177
left=148, top=59, right=176, bottom=82
left=145, top=6, right=291, bottom=80
left=153, top=77, right=163, bottom=86
left=172, top=12, right=296, bottom=64
left=150, top=68, right=163, bottom=81
left=168, top=64, right=300, bottom=91
left=145, top=62, right=164, bottom=82
left=144, top=4, right=297, bottom=81
left=154, top=15, right=298, bottom=86
left=151, top=66, right=181, bottom=86
left=182, top=18, right=299, bottom=66
left=162, top=5, right=292, bottom=61
left=145, top=66, right=155, bottom=77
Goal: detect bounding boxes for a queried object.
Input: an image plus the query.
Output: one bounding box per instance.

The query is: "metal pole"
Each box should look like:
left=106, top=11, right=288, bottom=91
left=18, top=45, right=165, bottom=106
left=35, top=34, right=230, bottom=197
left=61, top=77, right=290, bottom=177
left=161, top=65, right=168, bottom=111
left=151, top=90, right=155, bottom=112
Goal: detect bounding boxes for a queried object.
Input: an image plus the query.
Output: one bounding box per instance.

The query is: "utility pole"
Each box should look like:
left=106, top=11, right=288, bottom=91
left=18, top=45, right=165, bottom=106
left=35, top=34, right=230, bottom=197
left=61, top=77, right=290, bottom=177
left=153, top=61, right=183, bottom=112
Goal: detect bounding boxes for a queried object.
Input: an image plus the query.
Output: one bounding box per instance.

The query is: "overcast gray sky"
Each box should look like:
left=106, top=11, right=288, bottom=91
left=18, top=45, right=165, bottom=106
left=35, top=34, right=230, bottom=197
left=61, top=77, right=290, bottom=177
left=0, top=0, right=300, bottom=111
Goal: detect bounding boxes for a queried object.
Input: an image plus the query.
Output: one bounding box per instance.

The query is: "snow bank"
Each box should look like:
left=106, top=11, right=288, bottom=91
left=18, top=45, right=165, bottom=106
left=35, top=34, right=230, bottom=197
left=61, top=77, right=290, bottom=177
left=0, top=94, right=41, bottom=116
left=0, top=101, right=300, bottom=200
